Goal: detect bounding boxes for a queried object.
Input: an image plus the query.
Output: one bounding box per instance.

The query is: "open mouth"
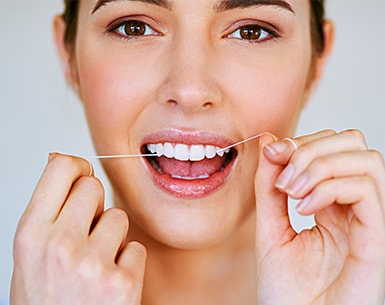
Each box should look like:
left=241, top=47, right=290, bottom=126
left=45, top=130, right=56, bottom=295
left=142, top=142, right=237, bottom=181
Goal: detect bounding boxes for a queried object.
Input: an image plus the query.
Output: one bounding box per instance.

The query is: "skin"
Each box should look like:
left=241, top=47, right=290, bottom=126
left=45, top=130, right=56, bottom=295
left=10, top=0, right=385, bottom=304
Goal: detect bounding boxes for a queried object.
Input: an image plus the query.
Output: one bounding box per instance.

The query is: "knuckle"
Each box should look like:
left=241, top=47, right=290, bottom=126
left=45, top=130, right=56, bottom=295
left=320, top=129, right=337, bottom=137
left=359, top=176, right=377, bottom=193
left=13, top=226, right=37, bottom=259
left=32, top=237, right=141, bottom=301
left=291, top=142, right=312, bottom=163
left=45, top=233, right=77, bottom=269
left=101, top=271, right=138, bottom=300
left=106, top=208, right=129, bottom=227
left=106, top=271, right=129, bottom=290
left=49, top=153, right=79, bottom=171
left=49, top=153, right=91, bottom=176
left=291, top=130, right=338, bottom=164
left=307, top=157, right=328, bottom=177
left=76, top=255, right=103, bottom=279
left=129, top=241, right=147, bottom=259
left=297, top=129, right=336, bottom=144
left=102, top=209, right=130, bottom=237
left=368, top=150, right=385, bottom=169
left=341, top=129, right=367, bottom=149
left=77, top=176, right=104, bottom=196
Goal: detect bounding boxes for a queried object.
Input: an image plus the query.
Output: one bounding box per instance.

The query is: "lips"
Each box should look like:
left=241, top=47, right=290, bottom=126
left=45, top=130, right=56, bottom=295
left=141, top=130, right=237, bottom=198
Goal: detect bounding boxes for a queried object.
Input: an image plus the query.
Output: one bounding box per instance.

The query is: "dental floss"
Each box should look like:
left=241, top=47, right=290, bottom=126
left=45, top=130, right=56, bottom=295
left=215, top=131, right=277, bottom=154
left=86, top=153, right=157, bottom=159
left=82, top=132, right=277, bottom=160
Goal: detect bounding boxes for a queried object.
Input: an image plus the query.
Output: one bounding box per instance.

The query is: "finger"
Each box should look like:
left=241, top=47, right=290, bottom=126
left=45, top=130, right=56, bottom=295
left=275, top=129, right=368, bottom=191
left=298, top=176, right=382, bottom=223
left=255, top=134, right=294, bottom=253
left=285, top=150, right=385, bottom=200
left=263, top=129, right=336, bottom=165
left=90, top=208, right=129, bottom=262
left=117, top=241, right=147, bottom=282
left=297, top=176, right=385, bottom=261
left=55, top=176, right=105, bottom=236
left=114, top=241, right=147, bottom=303
left=23, top=153, right=94, bottom=225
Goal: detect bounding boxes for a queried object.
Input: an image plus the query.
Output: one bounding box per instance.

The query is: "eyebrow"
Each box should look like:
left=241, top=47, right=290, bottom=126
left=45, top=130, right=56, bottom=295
left=214, top=0, right=294, bottom=14
left=92, top=0, right=294, bottom=15
left=92, top=0, right=172, bottom=14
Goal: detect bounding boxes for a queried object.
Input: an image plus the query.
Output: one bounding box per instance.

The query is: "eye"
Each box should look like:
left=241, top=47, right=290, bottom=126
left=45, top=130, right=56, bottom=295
left=112, top=20, right=158, bottom=38
left=227, top=24, right=272, bottom=42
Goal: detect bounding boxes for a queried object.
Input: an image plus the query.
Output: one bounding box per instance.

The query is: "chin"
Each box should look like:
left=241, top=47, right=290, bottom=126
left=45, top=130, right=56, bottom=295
left=116, top=174, right=256, bottom=251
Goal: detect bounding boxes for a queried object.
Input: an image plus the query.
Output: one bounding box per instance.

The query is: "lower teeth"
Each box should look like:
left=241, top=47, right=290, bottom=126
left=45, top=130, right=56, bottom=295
left=171, top=174, right=210, bottom=180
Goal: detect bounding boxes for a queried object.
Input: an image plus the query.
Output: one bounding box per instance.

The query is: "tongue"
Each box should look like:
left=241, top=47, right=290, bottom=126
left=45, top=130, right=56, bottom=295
left=157, top=155, right=226, bottom=178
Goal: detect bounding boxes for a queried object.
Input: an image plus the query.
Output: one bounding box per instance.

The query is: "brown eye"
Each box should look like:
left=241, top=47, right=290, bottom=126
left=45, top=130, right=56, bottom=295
left=124, top=20, right=146, bottom=36
left=227, top=24, right=271, bottom=41
left=113, top=20, right=157, bottom=38
left=239, top=25, right=262, bottom=40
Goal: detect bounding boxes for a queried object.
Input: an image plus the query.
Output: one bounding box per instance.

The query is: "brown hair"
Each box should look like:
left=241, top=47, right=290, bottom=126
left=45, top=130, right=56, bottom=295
left=63, top=0, right=79, bottom=48
left=62, top=0, right=326, bottom=55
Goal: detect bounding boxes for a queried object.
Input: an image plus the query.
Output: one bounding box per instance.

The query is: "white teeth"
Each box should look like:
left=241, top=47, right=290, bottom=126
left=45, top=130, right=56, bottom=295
left=171, top=174, right=210, bottom=180
left=190, top=145, right=205, bottom=161
left=155, top=143, right=164, bottom=157
left=216, top=149, right=225, bottom=157
left=174, top=144, right=189, bottom=161
left=205, top=145, right=216, bottom=159
left=147, top=143, right=231, bottom=161
left=163, top=142, right=174, bottom=158
left=148, top=144, right=157, bottom=154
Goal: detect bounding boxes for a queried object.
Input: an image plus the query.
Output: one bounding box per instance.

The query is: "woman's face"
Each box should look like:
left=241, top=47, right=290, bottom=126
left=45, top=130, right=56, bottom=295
left=65, top=0, right=315, bottom=249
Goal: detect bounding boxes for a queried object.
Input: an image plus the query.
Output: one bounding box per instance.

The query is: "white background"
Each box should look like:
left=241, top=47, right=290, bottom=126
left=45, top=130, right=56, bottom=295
left=1, top=0, right=385, bottom=302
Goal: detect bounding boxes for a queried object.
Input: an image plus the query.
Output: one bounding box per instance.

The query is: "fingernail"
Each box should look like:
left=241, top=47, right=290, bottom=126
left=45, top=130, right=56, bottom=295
left=287, top=172, right=308, bottom=196
left=296, top=195, right=311, bottom=213
left=265, top=141, right=289, bottom=156
left=275, top=163, right=295, bottom=190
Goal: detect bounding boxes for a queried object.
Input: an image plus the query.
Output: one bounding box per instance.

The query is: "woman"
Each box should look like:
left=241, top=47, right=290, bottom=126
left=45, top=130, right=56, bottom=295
left=10, top=0, right=385, bottom=304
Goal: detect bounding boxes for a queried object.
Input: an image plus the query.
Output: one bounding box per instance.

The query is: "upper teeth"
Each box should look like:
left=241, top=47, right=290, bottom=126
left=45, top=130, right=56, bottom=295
left=147, top=143, right=230, bottom=161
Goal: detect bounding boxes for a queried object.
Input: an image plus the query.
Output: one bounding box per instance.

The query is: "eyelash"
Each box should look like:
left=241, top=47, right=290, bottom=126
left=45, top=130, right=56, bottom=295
left=107, top=19, right=279, bottom=43
left=226, top=24, right=279, bottom=43
left=107, top=18, right=160, bottom=40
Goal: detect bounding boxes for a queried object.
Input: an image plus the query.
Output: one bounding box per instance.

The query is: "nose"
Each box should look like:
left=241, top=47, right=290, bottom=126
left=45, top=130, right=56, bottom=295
left=156, top=33, right=222, bottom=114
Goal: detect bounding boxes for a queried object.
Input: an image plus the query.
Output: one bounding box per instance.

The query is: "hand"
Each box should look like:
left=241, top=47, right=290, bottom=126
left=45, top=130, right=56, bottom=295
left=254, top=130, right=385, bottom=305
left=10, top=153, right=146, bottom=305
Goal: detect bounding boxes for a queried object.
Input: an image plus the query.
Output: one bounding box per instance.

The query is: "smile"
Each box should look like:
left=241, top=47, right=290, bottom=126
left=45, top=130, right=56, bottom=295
left=141, top=131, right=238, bottom=198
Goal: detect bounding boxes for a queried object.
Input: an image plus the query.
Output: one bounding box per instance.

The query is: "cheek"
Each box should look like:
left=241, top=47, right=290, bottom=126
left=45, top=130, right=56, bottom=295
left=75, top=50, right=158, bottom=152
left=221, top=45, right=312, bottom=137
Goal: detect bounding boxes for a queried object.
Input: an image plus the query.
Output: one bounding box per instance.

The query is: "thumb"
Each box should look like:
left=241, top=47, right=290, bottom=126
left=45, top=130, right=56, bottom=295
left=255, top=134, right=294, bottom=254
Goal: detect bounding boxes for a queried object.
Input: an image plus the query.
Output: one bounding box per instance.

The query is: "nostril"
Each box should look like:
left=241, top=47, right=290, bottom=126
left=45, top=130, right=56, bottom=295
left=165, top=99, right=214, bottom=111
left=202, top=101, right=214, bottom=109
left=166, top=99, right=178, bottom=107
